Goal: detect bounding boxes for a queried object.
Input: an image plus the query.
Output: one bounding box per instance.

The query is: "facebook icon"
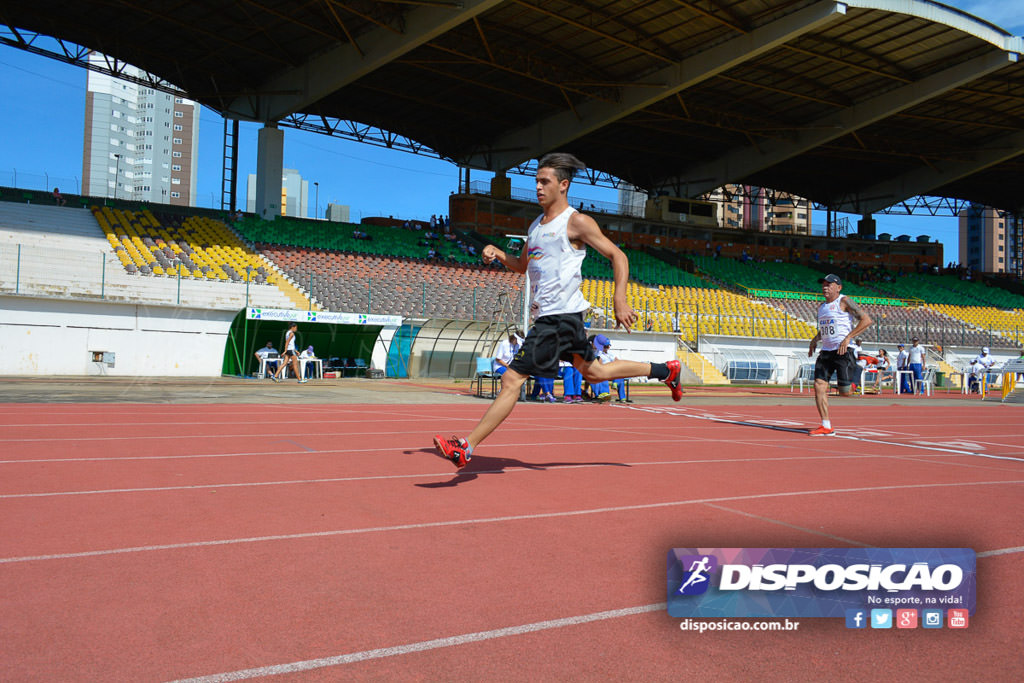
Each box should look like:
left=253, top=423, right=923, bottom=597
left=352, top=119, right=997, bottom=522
left=845, top=609, right=867, bottom=629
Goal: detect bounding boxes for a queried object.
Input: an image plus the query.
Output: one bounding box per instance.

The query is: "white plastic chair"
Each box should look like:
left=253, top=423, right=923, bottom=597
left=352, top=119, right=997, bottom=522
left=915, top=367, right=935, bottom=396
left=790, top=364, right=815, bottom=393
left=895, top=369, right=915, bottom=394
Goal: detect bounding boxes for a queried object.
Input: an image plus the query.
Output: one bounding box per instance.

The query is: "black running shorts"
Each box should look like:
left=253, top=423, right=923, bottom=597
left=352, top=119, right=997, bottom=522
left=508, top=312, right=596, bottom=379
left=814, top=349, right=856, bottom=387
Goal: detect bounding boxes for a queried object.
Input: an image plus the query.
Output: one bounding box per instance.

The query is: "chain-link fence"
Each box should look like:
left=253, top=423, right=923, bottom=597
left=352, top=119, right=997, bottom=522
left=2, top=239, right=1020, bottom=348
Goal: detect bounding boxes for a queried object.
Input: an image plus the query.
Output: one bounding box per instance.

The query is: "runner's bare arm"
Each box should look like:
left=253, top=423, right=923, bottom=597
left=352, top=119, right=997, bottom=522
left=808, top=330, right=821, bottom=357
left=567, top=212, right=637, bottom=331
left=839, top=298, right=873, bottom=355
left=482, top=241, right=529, bottom=274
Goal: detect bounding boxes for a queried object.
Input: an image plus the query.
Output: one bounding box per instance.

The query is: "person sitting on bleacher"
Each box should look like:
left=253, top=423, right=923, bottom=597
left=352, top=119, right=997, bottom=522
left=254, top=341, right=279, bottom=378
left=52, top=187, right=66, bottom=207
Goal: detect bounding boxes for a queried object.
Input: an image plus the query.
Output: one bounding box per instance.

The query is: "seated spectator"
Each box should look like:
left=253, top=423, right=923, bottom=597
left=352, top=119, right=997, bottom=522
left=299, top=345, right=318, bottom=379
left=528, top=375, right=557, bottom=403
left=590, top=335, right=613, bottom=402
left=967, top=360, right=984, bottom=393
left=972, top=347, right=998, bottom=386
left=872, top=349, right=893, bottom=390
left=52, top=187, right=66, bottom=206
left=492, top=333, right=520, bottom=377
left=254, top=341, right=279, bottom=377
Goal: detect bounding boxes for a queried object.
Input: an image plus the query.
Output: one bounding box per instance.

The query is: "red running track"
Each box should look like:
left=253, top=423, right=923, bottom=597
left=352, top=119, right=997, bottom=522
left=0, top=402, right=1022, bottom=681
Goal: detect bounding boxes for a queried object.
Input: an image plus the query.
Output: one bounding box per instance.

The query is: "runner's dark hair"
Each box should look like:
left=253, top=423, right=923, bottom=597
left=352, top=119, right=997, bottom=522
left=537, top=152, right=586, bottom=184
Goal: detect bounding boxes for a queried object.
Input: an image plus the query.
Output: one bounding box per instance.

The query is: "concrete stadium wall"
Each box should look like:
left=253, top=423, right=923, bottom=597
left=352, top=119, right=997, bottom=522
left=0, top=294, right=234, bottom=376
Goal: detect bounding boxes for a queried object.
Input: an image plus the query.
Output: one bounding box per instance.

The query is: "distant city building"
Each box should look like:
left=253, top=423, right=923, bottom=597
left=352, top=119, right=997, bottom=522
left=710, top=185, right=811, bottom=234
left=246, top=169, right=309, bottom=218
left=82, top=52, right=199, bottom=206
left=616, top=184, right=647, bottom=218
left=959, top=203, right=1016, bottom=274
left=326, top=203, right=350, bottom=223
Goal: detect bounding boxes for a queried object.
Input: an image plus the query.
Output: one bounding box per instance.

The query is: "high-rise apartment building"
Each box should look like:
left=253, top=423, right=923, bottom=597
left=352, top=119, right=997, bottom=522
left=616, top=184, right=647, bottom=218
left=959, top=204, right=1017, bottom=274
left=82, top=52, right=199, bottom=206
left=246, top=169, right=309, bottom=218
left=712, top=185, right=812, bottom=234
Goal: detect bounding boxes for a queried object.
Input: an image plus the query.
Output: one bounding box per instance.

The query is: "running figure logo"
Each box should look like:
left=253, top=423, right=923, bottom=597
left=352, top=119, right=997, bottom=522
left=677, top=554, right=718, bottom=595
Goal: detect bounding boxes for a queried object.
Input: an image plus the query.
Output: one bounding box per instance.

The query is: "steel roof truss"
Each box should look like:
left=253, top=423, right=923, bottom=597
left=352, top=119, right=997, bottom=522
left=671, top=49, right=1018, bottom=197
left=846, top=131, right=1024, bottom=214
left=473, top=0, right=848, bottom=170
left=225, top=0, right=504, bottom=121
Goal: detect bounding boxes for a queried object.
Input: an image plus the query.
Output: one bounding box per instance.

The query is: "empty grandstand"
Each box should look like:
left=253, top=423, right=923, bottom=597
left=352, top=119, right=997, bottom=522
left=259, top=246, right=522, bottom=320
left=0, top=202, right=300, bottom=310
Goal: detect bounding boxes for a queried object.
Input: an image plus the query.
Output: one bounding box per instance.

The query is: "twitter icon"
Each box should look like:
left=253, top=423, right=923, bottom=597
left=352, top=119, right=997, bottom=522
left=870, top=609, right=893, bottom=629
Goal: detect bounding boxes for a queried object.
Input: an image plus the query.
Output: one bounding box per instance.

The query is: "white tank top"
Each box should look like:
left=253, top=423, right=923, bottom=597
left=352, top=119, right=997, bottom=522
left=526, top=206, right=589, bottom=319
left=817, top=295, right=853, bottom=352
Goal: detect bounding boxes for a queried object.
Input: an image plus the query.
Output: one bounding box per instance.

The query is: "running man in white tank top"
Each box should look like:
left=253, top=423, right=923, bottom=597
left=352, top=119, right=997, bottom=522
left=432, top=153, right=683, bottom=468
left=807, top=274, right=872, bottom=436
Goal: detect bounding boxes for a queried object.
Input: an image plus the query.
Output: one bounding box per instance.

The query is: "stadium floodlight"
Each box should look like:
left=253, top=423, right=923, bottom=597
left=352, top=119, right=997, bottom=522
left=112, top=153, right=121, bottom=200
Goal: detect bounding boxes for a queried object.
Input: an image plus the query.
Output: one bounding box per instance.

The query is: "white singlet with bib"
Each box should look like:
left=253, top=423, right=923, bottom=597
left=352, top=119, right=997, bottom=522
left=525, top=206, right=589, bottom=319
left=817, top=295, right=853, bottom=352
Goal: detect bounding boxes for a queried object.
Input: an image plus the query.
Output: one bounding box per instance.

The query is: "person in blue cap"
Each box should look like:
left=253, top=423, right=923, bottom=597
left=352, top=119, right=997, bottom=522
left=432, top=152, right=683, bottom=468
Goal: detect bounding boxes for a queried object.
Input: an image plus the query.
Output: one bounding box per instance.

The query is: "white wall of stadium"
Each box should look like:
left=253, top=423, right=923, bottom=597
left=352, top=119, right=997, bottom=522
left=0, top=295, right=233, bottom=376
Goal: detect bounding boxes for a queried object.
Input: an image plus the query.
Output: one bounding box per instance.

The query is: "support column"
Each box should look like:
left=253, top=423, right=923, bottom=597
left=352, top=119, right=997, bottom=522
left=490, top=169, right=511, bottom=200
left=858, top=214, right=876, bottom=239
left=255, top=125, right=284, bottom=220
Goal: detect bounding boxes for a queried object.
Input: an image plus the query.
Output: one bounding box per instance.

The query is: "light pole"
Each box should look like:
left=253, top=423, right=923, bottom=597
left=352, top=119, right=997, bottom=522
left=314, top=182, right=319, bottom=220
left=112, top=153, right=121, bottom=200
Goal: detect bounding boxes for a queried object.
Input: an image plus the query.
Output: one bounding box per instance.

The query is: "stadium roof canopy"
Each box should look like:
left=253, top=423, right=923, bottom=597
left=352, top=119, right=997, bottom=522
left=4, top=0, right=1024, bottom=213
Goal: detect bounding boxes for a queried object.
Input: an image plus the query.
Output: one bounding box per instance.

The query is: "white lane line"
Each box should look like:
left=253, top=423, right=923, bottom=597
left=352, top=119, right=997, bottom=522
left=0, top=418, right=442, bottom=428
left=168, top=603, right=667, bottom=683
left=4, top=479, right=1022, bottom=564
left=170, top=545, right=1024, bottom=682
left=0, top=453, right=898, bottom=498
left=622, top=405, right=1024, bottom=463
left=702, top=503, right=871, bottom=547
left=978, top=546, right=1024, bottom=557
left=0, top=437, right=692, bottom=465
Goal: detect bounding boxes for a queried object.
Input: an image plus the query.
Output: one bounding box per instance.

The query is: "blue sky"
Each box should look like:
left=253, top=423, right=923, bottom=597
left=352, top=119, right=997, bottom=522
left=0, top=0, right=1020, bottom=259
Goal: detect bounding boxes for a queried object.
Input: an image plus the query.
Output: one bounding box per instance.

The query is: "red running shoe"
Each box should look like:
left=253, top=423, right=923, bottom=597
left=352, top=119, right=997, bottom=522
left=433, top=434, right=471, bottom=468
left=808, top=425, right=836, bottom=437
left=664, top=359, right=683, bottom=401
